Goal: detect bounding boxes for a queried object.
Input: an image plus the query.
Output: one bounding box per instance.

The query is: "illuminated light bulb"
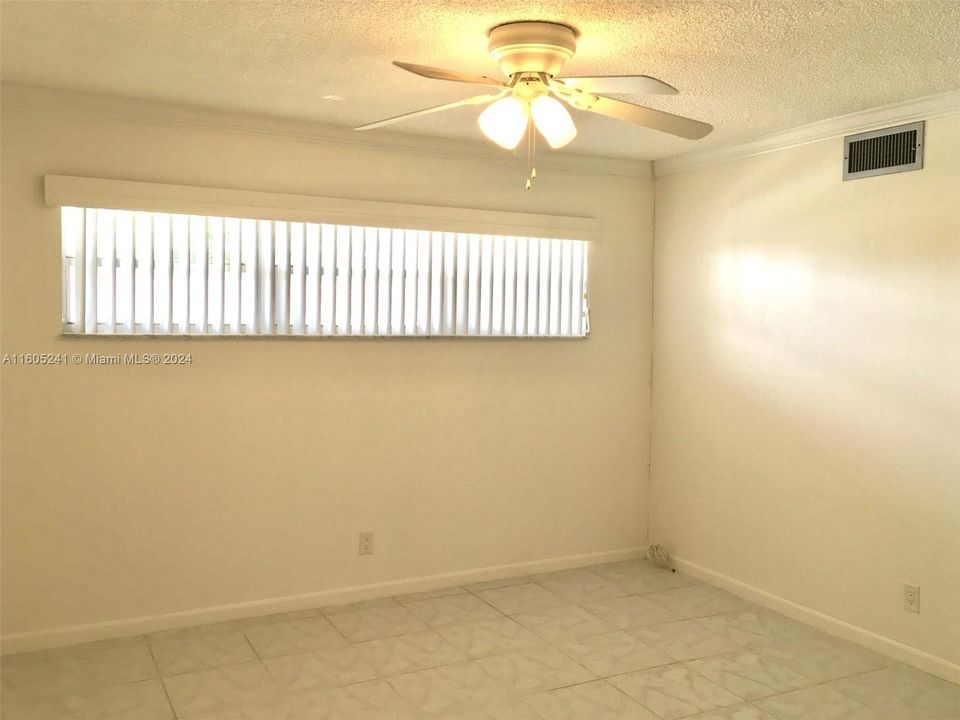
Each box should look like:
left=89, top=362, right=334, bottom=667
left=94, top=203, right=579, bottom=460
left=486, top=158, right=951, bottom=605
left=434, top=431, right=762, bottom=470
left=530, top=95, right=577, bottom=149
left=478, top=96, right=529, bottom=150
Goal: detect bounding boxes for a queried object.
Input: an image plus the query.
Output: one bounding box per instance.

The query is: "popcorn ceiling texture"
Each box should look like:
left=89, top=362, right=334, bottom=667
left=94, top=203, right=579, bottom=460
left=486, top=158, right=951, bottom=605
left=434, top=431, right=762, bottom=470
left=2, top=0, right=959, bottom=160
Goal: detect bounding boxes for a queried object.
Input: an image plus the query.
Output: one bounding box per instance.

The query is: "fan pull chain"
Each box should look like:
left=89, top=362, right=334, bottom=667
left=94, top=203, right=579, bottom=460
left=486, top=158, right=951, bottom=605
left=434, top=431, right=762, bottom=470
left=525, top=120, right=537, bottom=190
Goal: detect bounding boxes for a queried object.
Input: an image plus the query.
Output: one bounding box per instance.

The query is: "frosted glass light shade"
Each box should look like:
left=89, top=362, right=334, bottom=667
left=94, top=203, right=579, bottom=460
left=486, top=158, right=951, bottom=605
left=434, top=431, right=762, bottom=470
left=478, top=97, right=529, bottom=150
left=531, top=96, right=577, bottom=148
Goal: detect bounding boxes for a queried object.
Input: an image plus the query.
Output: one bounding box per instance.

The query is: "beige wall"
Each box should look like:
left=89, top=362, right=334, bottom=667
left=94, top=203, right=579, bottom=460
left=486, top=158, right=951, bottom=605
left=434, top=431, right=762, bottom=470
left=651, top=114, right=960, bottom=666
left=0, top=84, right=654, bottom=639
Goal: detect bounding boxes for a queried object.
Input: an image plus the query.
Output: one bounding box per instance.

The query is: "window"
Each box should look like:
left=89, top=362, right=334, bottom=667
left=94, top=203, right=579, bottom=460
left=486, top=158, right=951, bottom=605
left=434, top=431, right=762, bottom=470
left=61, top=207, right=590, bottom=337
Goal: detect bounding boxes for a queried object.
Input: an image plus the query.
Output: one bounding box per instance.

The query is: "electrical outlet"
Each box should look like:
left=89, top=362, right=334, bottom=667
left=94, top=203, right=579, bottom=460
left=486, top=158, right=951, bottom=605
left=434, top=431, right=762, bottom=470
left=358, top=532, right=374, bottom=556
left=904, top=584, right=920, bottom=614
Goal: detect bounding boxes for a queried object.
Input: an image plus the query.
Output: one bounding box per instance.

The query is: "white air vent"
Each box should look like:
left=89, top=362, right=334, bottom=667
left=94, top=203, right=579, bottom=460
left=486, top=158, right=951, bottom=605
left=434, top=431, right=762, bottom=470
left=843, top=122, right=924, bottom=180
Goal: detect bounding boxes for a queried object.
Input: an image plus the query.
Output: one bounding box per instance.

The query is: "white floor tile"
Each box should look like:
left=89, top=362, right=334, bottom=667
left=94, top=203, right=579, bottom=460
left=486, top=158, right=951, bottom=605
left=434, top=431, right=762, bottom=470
left=513, top=605, right=615, bottom=643
left=755, top=685, right=893, bottom=719
left=685, top=651, right=815, bottom=700
left=533, top=569, right=630, bottom=604
left=290, top=678, right=412, bottom=719
left=355, top=630, right=467, bottom=676
left=609, top=664, right=743, bottom=720
left=475, top=583, right=567, bottom=615
left=758, top=635, right=890, bottom=683
left=555, top=631, right=673, bottom=677
left=325, top=604, right=428, bottom=642
left=162, top=661, right=282, bottom=718
left=149, top=625, right=257, bottom=676
left=476, top=644, right=595, bottom=693
left=629, top=620, right=743, bottom=662
left=646, top=586, right=747, bottom=619
left=583, top=594, right=685, bottom=630
left=244, top=615, right=346, bottom=658
left=436, top=617, right=544, bottom=659
left=527, top=679, right=661, bottom=719
left=404, top=594, right=503, bottom=628
left=0, top=678, right=172, bottom=720
left=387, top=661, right=510, bottom=715
left=396, top=586, right=469, bottom=604
left=264, top=644, right=379, bottom=694
left=826, top=664, right=960, bottom=720
left=686, top=703, right=777, bottom=719
left=2, top=636, right=158, bottom=700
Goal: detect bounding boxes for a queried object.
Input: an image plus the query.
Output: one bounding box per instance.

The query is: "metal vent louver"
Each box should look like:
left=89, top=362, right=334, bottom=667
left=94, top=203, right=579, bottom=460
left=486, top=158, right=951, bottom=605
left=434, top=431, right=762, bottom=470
left=843, top=122, right=924, bottom=180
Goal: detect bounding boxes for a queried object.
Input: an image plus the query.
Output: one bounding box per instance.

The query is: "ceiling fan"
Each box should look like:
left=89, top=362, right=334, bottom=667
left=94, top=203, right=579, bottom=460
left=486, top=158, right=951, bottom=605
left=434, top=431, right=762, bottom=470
left=355, top=20, right=713, bottom=156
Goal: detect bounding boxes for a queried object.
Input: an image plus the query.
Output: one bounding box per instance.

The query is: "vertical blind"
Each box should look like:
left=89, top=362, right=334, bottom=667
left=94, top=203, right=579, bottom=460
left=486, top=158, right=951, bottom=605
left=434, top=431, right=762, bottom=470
left=61, top=207, right=590, bottom=337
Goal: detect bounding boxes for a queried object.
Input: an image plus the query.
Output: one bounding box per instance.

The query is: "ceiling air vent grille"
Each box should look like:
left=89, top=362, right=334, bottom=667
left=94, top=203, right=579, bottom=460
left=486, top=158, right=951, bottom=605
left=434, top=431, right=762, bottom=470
left=843, top=121, right=924, bottom=180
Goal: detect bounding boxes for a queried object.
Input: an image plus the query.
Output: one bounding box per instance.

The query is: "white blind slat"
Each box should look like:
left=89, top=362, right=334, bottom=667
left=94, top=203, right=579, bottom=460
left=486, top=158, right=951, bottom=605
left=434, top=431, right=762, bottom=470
left=525, top=238, right=537, bottom=336
left=335, top=225, right=351, bottom=335
left=350, top=226, right=364, bottom=335
left=187, top=215, right=205, bottom=334
left=560, top=240, right=572, bottom=336
left=455, top=233, right=468, bottom=335
left=60, top=207, right=84, bottom=331
left=503, top=236, right=516, bottom=336
left=109, top=211, right=118, bottom=333
left=150, top=213, right=170, bottom=333
left=224, top=218, right=240, bottom=333
left=94, top=210, right=115, bottom=332
left=211, top=216, right=224, bottom=334
left=537, top=239, right=550, bottom=335
left=320, top=224, right=335, bottom=335
left=116, top=211, right=134, bottom=334
left=442, top=233, right=455, bottom=335
left=491, top=235, right=505, bottom=336
left=571, top=240, right=583, bottom=336
left=363, top=227, right=378, bottom=335
left=376, top=228, right=391, bottom=335
left=304, top=223, right=321, bottom=334
left=429, top=232, right=443, bottom=336
left=582, top=243, right=590, bottom=335
left=389, top=229, right=403, bottom=335
left=85, top=210, right=97, bottom=333
left=274, top=222, right=289, bottom=335
left=403, top=229, right=418, bottom=335
left=549, top=239, right=562, bottom=336
left=132, top=212, right=151, bottom=333
left=289, top=222, right=306, bottom=334
left=416, top=230, right=430, bottom=335
left=467, top=234, right=481, bottom=335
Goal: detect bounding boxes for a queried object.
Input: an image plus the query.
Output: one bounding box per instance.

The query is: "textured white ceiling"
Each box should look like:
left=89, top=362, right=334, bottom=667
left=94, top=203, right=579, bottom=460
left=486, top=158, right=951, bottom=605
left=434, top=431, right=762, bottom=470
left=2, top=1, right=959, bottom=160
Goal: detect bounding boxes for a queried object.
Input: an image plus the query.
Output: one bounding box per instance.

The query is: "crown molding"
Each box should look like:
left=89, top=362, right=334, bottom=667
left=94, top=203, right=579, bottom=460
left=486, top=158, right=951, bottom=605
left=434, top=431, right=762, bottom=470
left=654, top=90, right=960, bottom=177
left=1, top=82, right=651, bottom=180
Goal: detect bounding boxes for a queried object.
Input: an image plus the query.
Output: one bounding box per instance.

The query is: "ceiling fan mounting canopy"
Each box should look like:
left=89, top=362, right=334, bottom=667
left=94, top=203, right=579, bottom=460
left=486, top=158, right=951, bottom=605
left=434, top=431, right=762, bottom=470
left=487, top=21, right=578, bottom=78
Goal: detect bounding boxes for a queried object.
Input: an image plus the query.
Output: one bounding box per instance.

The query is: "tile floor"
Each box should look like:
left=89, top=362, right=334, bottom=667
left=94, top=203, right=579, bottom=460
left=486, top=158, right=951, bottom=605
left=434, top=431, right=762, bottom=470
left=2, top=560, right=958, bottom=719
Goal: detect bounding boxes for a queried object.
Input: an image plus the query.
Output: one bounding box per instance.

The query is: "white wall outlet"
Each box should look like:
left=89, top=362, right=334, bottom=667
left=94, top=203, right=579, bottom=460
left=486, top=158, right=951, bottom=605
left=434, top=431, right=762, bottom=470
left=358, top=532, right=374, bottom=556
left=904, top=584, right=920, bottom=613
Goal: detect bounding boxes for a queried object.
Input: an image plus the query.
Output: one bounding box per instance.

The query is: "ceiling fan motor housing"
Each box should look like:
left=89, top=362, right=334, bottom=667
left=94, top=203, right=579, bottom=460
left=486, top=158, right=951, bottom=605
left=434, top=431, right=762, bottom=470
left=488, top=21, right=577, bottom=78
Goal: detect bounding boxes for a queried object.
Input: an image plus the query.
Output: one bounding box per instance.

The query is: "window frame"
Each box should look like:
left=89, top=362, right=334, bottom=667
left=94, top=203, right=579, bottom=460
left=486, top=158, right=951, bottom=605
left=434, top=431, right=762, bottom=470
left=49, top=176, right=598, bottom=340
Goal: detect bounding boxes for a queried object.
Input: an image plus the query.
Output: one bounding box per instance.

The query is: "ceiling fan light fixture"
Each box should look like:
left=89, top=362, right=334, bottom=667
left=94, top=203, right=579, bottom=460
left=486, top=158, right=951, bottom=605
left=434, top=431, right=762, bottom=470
left=478, top=95, right=528, bottom=149
left=530, top=95, right=577, bottom=148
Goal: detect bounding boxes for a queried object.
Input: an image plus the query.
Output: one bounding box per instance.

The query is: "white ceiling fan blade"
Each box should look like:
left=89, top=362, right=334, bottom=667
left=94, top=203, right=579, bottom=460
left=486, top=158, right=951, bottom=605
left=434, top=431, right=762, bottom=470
left=553, top=75, right=678, bottom=95
left=393, top=61, right=506, bottom=87
left=556, top=88, right=712, bottom=140
left=355, top=92, right=505, bottom=131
